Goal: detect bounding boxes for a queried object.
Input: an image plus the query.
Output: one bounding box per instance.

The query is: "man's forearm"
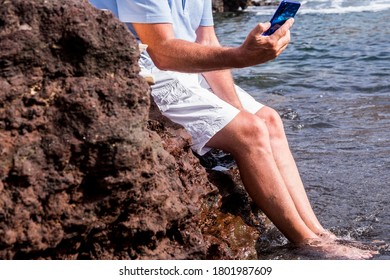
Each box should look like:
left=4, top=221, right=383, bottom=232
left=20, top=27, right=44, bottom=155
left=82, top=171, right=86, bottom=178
left=148, top=38, right=242, bottom=73
left=202, top=70, right=243, bottom=110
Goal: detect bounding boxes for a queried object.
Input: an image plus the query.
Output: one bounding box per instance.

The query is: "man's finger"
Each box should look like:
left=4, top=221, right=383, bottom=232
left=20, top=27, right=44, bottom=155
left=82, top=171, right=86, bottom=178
left=276, top=40, right=289, bottom=56
left=278, top=29, right=291, bottom=50
left=272, top=18, right=294, bottom=38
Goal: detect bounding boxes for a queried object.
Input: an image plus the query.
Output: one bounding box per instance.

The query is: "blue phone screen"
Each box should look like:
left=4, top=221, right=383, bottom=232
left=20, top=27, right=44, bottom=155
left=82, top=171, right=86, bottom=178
left=263, top=1, right=301, bottom=36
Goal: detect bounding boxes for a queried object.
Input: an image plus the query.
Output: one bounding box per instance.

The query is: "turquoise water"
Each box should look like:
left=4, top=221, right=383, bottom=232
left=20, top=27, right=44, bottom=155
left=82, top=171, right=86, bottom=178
left=214, top=0, right=390, bottom=259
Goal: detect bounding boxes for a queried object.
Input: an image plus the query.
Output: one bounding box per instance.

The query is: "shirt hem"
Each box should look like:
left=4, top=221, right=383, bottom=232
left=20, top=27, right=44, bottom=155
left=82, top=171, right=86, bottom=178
left=119, top=13, right=173, bottom=24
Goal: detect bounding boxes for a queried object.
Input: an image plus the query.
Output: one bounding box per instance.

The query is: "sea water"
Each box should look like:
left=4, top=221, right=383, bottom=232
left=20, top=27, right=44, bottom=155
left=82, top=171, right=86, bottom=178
left=214, top=0, right=390, bottom=259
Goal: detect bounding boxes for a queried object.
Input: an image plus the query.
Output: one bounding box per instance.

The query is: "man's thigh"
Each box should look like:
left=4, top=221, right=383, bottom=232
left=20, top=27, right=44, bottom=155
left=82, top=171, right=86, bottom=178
left=150, top=71, right=263, bottom=155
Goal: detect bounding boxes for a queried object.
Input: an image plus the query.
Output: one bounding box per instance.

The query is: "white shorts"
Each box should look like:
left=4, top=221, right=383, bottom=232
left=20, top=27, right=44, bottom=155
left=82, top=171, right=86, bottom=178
left=148, top=68, right=264, bottom=155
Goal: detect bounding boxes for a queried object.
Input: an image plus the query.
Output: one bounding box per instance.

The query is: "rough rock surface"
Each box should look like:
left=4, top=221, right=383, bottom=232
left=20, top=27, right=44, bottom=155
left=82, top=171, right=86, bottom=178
left=0, top=0, right=264, bottom=259
left=213, top=0, right=251, bottom=12
left=212, top=0, right=279, bottom=12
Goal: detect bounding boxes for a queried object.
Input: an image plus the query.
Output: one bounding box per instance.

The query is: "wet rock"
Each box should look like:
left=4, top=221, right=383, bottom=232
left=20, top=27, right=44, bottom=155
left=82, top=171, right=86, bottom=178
left=0, top=0, right=265, bottom=259
left=213, top=0, right=251, bottom=12
left=213, top=0, right=225, bottom=12
left=212, top=0, right=279, bottom=12
left=251, top=0, right=281, bottom=7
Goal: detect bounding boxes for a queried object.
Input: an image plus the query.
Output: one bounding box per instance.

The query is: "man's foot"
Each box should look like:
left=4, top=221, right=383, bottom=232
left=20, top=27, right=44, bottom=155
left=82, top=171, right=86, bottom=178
left=317, top=230, right=337, bottom=241
left=297, top=238, right=379, bottom=260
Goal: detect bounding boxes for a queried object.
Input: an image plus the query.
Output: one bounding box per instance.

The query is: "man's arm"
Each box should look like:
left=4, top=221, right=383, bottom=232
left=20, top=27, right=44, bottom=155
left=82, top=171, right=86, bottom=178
left=131, top=19, right=294, bottom=73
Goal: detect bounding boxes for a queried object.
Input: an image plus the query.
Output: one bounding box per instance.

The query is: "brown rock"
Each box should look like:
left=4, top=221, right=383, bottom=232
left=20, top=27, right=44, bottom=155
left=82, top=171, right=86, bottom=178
left=0, top=0, right=266, bottom=260
left=213, top=0, right=251, bottom=12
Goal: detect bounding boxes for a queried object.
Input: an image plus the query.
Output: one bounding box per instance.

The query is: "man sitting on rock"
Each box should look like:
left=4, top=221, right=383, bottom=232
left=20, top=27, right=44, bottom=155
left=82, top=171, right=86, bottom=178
left=89, top=0, right=376, bottom=259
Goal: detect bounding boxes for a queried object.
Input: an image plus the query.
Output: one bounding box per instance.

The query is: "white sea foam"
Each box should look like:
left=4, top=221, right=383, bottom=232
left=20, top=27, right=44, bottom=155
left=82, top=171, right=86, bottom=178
left=250, top=0, right=390, bottom=15
left=299, top=3, right=390, bottom=15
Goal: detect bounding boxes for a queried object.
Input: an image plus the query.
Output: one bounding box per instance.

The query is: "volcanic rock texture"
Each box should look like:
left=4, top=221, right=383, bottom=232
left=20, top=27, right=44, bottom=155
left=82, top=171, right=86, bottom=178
left=0, top=0, right=262, bottom=259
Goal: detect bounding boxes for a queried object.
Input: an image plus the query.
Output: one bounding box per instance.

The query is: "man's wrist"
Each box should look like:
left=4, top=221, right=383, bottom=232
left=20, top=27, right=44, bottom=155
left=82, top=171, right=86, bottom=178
left=223, top=46, right=246, bottom=69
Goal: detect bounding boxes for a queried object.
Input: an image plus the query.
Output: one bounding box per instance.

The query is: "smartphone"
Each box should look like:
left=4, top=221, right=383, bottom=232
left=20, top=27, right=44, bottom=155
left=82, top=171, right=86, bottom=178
left=262, top=0, right=301, bottom=36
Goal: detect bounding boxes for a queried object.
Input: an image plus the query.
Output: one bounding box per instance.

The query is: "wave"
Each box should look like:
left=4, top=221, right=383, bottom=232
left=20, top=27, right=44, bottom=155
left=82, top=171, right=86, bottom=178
left=300, top=3, right=390, bottom=15
left=249, top=0, right=390, bottom=15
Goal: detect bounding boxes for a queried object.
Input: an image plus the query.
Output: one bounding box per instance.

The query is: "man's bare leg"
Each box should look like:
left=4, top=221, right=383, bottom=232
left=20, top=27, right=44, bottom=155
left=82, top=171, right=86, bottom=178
left=255, top=107, right=326, bottom=235
left=206, top=110, right=318, bottom=243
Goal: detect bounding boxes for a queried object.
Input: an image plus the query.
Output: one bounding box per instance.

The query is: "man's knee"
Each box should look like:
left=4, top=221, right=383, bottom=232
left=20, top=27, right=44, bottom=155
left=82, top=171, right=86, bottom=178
left=229, top=111, right=272, bottom=154
left=256, top=106, right=285, bottom=139
left=207, top=111, right=272, bottom=154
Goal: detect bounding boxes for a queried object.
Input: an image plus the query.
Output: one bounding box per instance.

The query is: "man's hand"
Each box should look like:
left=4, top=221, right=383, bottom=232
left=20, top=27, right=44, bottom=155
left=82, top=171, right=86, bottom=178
left=235, top=18, right=294, bottom=68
